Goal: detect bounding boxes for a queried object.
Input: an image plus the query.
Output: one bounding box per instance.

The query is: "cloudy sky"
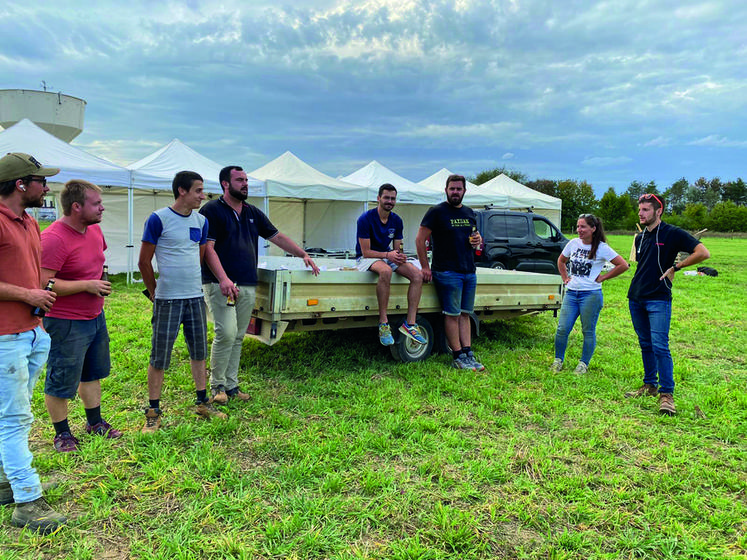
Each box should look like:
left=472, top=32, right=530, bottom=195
left=1, top=0, right=745, bottom=194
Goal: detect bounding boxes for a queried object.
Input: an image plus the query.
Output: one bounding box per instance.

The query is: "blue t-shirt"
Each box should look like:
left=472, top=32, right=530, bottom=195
left=355, top=208, right=403, bottom=258
left=142, top=207, right=208, bottom=300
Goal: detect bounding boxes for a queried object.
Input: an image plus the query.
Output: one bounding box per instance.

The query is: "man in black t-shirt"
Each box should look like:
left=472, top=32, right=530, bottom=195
left=201, top=166, right=319, bottom=404
left=625, top=193, right=710, bottom=416
left=416, top=174, right=485, bottom=371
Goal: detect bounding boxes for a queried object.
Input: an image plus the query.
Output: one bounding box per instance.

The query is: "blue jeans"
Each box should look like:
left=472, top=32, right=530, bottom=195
left=629, top=299, right=673, bottom=394
left=0, top=326, right=50, bottom=504
left=554, top=289, right=603, bottom=365
left=432, top=271, right=477, bottom=316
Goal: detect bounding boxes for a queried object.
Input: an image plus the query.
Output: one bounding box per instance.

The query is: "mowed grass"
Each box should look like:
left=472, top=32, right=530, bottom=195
left=1, top=235, right=745, bottom=559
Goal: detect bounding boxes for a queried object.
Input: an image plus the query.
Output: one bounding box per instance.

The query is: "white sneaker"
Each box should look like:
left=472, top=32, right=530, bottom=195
left=574, top=361, right=588, bottom=374
left=550, top=358, right=563, bottom=372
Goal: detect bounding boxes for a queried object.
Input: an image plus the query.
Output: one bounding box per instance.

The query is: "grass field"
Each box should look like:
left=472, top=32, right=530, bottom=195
left=1, top=235, right=745, bottom=559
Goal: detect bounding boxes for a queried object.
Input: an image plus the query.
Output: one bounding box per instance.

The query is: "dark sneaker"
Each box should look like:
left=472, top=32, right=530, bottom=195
left=211, top=385, right=229, bottom=405
left=11, top=497, right=66, bottom=534
left=85, top=419, right=122, bottom=439
left=466, top=351, right=486, bottom=372
left=624, top=383, right=658, bottom=398
left=574, top=361, right=588, bottom=375
left=142, top=408, right=162, bottom=434
left=195, top=401, right=228, bottom=420
left=226, top=387, right=251, bottom=402
left=53, top=432, right=79, bottom=453
left=398, top=322, right=426, bottom=344
left=659, top=393, right=676, bottom=416
left=452, top=353, right=476, bottom=371
left=378, top=323, right=395, bottom=346
left=549, top=358, right=563, bottom=372
left=1, top=481, right=59, bottom=506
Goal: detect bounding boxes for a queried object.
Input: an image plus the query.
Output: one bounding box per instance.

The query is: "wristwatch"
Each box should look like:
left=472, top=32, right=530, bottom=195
left=673, top=263, right=682, bottom=272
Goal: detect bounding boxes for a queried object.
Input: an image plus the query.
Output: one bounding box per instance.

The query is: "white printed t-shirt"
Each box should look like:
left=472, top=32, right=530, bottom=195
left=562, top=238, right=619, bottom=291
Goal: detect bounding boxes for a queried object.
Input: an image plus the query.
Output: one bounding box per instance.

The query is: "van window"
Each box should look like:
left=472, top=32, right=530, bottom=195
left=533, top=218, right=559, bottom=240
left=505, top=215, right=528, bottom=238
left=487, top=214, right=506, bottom=238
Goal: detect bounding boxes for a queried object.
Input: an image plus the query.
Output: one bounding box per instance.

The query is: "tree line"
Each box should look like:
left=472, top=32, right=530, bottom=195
left=470, top=167, right=747, bottom=233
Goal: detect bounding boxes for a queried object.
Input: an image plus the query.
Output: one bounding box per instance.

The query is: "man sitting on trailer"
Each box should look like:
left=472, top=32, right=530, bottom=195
left=356, top=183, right=426, bottom=346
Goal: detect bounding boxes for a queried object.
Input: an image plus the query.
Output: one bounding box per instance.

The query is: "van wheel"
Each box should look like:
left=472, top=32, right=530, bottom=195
left=491, top=261, right=507, bottom=270
left=389, top=315, right=434, bottom=362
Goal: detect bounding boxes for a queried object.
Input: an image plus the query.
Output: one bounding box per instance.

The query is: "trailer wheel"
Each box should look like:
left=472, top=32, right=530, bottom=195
left=389, top=315, right=434, bottom=362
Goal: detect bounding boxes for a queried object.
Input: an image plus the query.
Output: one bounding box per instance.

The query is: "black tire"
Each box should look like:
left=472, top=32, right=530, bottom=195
left=389, top=315, right=434, bottom=362
left=490, top=260, right=507, bottom=270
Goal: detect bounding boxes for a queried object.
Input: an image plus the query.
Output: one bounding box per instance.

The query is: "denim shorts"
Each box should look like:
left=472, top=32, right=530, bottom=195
left=432, top=271, right=477, bottom=316
left=150, top=297, right=208, bottom=370
left=44, top=312, right=111, bottom=399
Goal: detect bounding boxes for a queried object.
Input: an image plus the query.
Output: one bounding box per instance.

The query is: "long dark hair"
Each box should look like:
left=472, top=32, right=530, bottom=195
left=579, top=214, right=606, bottom=259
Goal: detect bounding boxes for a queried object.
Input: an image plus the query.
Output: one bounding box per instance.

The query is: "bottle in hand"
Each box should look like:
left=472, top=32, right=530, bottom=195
left=32, top=279, right=56, bottom=317
left=101, top=265, right=110, bottom=296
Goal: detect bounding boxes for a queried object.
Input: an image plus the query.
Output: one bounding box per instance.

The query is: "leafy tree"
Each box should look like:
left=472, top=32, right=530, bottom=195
left=525, top=179, right=558, bottom=198
left=681, top=203, right=708, bottom=231
left=556, top=179, right=598, bottom=231
left=470, top=166, right=528, bottom=185
left=597, top=188, right=633, bottom=230
left=664, top=178, right=689, bottom=214
left=625, top=180, right=659, bottom=208
left=708, top=201, right=747, bottom=231
left=690, top=177, right=722, bottom=210
left=722, top=178, right=747, bottom=206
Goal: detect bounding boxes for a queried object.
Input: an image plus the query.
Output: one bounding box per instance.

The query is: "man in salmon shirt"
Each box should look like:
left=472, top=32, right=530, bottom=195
left=41, top=179, right=122, bottom=453
left=0, top=152, right=66, bottom=534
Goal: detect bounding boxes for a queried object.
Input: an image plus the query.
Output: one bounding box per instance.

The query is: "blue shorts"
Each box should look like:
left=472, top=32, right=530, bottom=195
left=44, top=312, right=111, bottom=399
left=432, top=271, right=477, bottom=316
left=150, top=297, right=208, bottom=370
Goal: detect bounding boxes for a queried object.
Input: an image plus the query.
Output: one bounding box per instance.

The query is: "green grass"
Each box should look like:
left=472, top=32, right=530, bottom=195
left=2, top=235, right=745, bottom=559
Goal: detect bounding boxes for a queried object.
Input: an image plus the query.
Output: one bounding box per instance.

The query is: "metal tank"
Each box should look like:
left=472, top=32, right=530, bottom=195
left=0, top=89, right=86, bottom=142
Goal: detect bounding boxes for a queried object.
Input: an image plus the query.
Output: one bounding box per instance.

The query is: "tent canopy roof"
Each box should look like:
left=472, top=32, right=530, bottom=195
left=127, top=138, right=263, bottom=195
left=418, top=168, right=503, bottom=206
left=250, top=151, right=368, bottom=201
left=481, top=173, right=561, bottom=209
left=0, top=119, right=131, bottom=188
left=342, top=160, right=441, bottom=205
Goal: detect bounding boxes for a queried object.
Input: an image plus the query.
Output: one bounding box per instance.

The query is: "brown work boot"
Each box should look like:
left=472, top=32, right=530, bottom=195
left=227, top=387, right=251, bottom=402
left=142, top=408, right=162, bottom=433
left=11, top=497, right=66, bottom=534
left=659, top=393, right=676, bottom=416
left=195, top=401, right=228, bottom=420
left=211, top=386, right=229, bottom=405
left=624, top=383, right=658, bottom=398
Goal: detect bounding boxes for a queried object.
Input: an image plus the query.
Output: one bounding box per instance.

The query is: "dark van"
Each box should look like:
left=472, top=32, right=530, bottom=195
left=474, top=208, right=568, bottom=274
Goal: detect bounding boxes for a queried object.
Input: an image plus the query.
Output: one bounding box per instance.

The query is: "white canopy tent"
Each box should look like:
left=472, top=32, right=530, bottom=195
left=341, top=161, right=443, bottom=252
left=249, top=151, right=369, bottom=255
left=121, top=140, right=267, bottom=277
left=480, top=173, right=562, bottom=227
left=0, top=119, right=140, bottom=274
left=418, top=168, right=506, bottom=207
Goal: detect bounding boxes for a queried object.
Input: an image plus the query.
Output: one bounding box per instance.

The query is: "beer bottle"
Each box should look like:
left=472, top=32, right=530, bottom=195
left=101, top=265, right=110, bottom=296
left=227, top=283, right=237, bottom=307
left=32, top=278, right=56, bottom=317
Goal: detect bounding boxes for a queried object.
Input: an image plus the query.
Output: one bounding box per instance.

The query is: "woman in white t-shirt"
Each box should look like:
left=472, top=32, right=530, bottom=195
left=550, top=214, right=629, bottom=374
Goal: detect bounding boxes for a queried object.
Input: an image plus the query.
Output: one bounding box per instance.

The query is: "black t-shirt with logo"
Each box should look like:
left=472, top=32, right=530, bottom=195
left=420, top=202, right=477, bottom=273
left=628, top=221, right=700, bottom=301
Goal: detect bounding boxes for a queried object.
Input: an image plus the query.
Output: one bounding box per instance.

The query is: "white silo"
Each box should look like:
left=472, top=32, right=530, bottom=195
left=0, top=89, right=86, bottom=142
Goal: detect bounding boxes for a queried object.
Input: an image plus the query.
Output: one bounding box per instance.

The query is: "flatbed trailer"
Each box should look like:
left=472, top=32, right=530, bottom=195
left=248, top=256, right=564, bottom=362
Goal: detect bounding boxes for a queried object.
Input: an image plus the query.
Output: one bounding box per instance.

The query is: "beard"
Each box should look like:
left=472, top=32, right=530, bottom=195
left=23, top=193, right=45, bottom=209
left=447, top=192, right=464, bottom=207
left=228, top=185, right=248, bottom=201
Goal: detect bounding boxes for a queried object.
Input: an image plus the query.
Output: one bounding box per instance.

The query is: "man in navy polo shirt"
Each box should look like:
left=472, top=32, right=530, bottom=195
left=201, top=166, right=319, bottom=404
left=625, top=193, right=710, bottom=416
left=355, top=183, right=425, bottom=347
